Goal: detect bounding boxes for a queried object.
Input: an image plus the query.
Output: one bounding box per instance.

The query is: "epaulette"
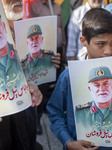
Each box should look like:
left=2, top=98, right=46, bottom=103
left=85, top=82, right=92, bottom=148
left=44, top=50, right=53, bottom=54
left=76, top=102, right=90, bottom=110
left=21, top=55, right=28, bottom=63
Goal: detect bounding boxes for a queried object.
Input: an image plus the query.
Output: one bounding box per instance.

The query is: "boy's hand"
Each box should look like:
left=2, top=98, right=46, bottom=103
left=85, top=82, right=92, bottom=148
left=51, top=53, right=61, bottom=69
left=66, top=140, right=99, bottom=150
left=28, top=83, right=43, bottom=107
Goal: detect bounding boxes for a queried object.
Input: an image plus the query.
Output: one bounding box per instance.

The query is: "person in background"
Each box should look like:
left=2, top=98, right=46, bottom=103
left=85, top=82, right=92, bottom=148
left=47, top=8, right=112, bottom=150
left=105, top=2, right=112, bottom=13
left=66, top=0, right=104, bottom=61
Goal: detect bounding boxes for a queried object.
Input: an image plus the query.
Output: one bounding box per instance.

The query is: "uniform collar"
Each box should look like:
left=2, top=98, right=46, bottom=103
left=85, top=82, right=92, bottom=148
left=8, top=43, right=16, bottom=59
left=90, top=100, right=112, bottom=114
left=90, top=101, right=98, bottom=114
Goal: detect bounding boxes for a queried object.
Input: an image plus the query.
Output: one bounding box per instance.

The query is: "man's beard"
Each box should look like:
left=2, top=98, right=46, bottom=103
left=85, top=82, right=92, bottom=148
left=3, top=2, right=23, bottom=21
left=0, top=34, right=7, bottom=49
left=28, top=44, right=42, bottom=55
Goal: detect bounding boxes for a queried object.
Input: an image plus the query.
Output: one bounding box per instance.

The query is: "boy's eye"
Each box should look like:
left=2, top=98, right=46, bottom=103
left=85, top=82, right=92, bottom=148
left=96, top=43, right=104, bottom=46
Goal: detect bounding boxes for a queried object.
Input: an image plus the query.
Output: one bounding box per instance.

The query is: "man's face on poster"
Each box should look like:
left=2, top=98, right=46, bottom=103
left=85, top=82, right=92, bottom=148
left=27, top=34, right=43, bottom=55
left=0, top=18, right=7, bottom=49
left=88, top=78, right=112, bottom=104
left=2, top=0, right=23, bottom=20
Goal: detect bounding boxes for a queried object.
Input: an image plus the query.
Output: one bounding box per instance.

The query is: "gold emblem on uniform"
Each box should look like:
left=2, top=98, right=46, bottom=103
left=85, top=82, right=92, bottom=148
left=96, top=69, right=104, bottom=77
left=32, top=26, right=37, bottom=33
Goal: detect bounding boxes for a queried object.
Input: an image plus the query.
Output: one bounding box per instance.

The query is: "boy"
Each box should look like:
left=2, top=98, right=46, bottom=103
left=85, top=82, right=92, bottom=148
left=47, top=8, right=112, bottom=150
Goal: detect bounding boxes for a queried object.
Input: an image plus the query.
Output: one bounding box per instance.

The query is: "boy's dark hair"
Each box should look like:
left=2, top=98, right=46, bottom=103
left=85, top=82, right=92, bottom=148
left=82, top=8, right=112, bottom=44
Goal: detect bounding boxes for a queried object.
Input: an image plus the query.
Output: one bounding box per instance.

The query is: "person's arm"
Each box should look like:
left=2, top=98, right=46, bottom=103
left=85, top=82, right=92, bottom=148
left=47, top=69, right=75, bottom=149
left=28, top=83, right=43, bottom=107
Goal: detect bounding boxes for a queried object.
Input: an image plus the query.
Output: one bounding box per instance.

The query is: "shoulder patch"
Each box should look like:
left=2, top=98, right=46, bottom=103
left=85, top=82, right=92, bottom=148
left=76, top=102, right=90, bottom=110
left=21, top=55, right=28, bottom=63
left=44, top=50, right=53, bottom=54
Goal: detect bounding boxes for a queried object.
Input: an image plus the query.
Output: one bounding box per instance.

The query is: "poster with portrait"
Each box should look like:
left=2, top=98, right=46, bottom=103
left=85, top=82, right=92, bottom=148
left=0, top=1, right=32, bottom=117
left=68, top=56, right=112, bottom=147
left=14, top=16, right=57, bottom=86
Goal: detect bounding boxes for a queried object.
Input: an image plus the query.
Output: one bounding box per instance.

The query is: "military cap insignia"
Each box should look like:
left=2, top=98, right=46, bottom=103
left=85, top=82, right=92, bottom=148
left=39, top=53, right=43, bottom=58
left=32, top=26, right=37, bottom=33
left=10, top=50, right=15, bottom=58
left=96, top=69, right=104, bottom=77
left=76, top=102, right=90, bottom=110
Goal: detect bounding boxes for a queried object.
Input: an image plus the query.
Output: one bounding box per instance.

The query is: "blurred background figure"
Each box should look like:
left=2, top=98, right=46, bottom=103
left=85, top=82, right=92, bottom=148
left=66, top=0, right=105, bottom=61
left=105, top=2, right=112, bottom=13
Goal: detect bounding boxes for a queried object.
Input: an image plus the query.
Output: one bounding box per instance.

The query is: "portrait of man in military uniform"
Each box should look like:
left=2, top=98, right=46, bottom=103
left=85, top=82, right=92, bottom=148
left=0, top=15, right=27, bottom=95
left=21, top=24, right=56, bottom=85
left=75, top=66, right=112, bottom=141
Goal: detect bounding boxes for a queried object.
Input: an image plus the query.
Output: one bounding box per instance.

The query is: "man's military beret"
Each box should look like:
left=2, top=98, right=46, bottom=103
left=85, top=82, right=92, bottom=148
left=27, top=24, right=42, bottom=38
left=88, top=66, right=112, bottom=83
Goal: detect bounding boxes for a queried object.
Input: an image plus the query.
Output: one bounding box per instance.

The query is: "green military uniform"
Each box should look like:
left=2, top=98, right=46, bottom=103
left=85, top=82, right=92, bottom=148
left=75, top=66, right=112, bottom=132
left=75, top=101, right=112, bottom=132
left=0, top=43, right=25, bottom=94
left=22, top=24, right=54, bottom=85
left=22, top=49, right=54, bottom=84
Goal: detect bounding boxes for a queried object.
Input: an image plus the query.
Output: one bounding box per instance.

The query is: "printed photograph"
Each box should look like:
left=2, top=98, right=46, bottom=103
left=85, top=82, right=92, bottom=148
left=14, top=16, right=57, bottom=85
left=68, top=57, right=112, bottom=147
left=0, top=1, right=31, bottom=117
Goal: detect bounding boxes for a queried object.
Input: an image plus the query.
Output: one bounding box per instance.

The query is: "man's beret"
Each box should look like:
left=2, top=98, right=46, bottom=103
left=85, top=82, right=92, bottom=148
left=27, top=24, right=42, bottom=38
left=88, top=66, right=112, bottom=83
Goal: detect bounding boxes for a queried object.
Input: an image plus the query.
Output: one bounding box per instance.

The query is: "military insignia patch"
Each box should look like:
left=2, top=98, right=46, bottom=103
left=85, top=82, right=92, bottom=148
left=10, top=50, right=15, bottom=58
left=91, top=106, right=97, bottom=113
left=76, top=102, right=90, bottom=110
left=28, top=57, right=31, bottom=63
left=32, top=26, right=37, bottom=33
left=96, top=69, right=104, bottom=77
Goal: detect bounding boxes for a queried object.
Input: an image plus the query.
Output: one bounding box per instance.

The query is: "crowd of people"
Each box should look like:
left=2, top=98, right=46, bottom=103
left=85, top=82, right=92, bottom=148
left=0, top=0, right=112, bottom=150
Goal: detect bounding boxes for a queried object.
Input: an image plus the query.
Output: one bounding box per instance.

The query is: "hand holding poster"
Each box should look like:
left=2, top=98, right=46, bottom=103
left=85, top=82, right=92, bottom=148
left=68, top=57, right=112, bottom=147
left=0, top=1, right=32, bottom=117
left=14, top=16, right=57, bottom=86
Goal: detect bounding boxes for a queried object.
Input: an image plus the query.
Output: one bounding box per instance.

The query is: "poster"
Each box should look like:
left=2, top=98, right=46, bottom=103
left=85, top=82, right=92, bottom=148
left=0, top=1, right=32, bottom=117
left=14, top=16, right=57, bottom=86
left=68, top=57, right=112, bottom=146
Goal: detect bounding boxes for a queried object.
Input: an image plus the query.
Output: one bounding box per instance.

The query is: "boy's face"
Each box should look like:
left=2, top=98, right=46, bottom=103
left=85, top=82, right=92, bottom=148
left=80, top=33, right=112, bottom=59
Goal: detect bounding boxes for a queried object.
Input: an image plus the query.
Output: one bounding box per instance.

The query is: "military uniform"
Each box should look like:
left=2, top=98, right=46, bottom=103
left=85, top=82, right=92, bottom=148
left=75, top=66, right=112, bottom=132
left=22, top=49, right=54, bottom=84
left=0, top=43, right=25, bottom=94
left=75, top=101, right=112, bottom=132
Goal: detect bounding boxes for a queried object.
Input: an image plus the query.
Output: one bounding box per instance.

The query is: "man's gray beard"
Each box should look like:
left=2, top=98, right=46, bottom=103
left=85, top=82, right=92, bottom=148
left=3, top=4, right=23, bottom=21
